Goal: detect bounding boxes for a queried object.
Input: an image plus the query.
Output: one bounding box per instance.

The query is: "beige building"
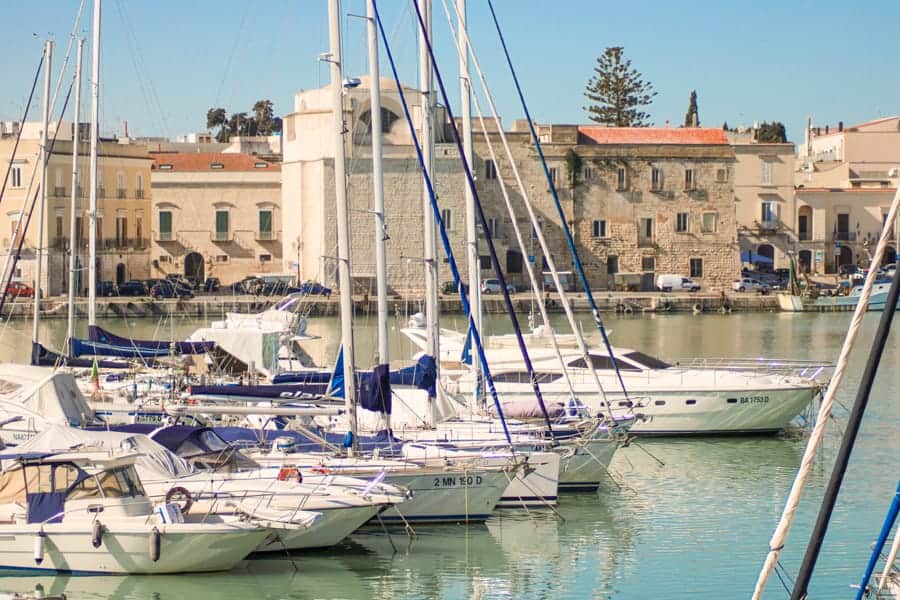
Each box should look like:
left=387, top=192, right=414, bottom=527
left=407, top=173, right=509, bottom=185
left=281, top=78, right=740, bottom=293
left=150, top=152, right=282, bottom=285
left=729, top=131, right=796, bottom=270
left=0, top=121, right=152, bottom=295
left=793, top=116, right=900, bottom=272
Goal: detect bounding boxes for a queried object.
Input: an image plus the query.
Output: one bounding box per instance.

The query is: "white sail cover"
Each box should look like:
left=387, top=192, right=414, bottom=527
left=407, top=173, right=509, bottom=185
left=0, top=364, right=94, bottom=427
left=13, top=425, right=194, bottom=479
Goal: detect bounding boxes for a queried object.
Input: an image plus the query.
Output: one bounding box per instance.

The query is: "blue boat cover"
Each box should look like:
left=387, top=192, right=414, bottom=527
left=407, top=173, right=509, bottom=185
left=72, top=337, right=173, bottom=359
left=389, top=355, right=437, bottom=397
left=27, top=492, right=66, bottom=524
left=30, top=342, right=130, bottom=369
left=88, top=325, right=215, bottom=355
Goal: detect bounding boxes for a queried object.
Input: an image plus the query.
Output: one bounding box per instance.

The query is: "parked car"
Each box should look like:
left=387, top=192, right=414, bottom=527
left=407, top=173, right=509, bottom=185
left=203, top=277, right=221, bottom=293
left=116, top=280, right=147, bottom=296
left=441, top=281, right=468, bottom=295
left=298, top=280, right=332, bottom=297
left=481, top=278, right=515, bottom=294
left=656, top=274, right=701, bottom=292
left=5, top=282, right=34, bottom=299
left=230, top=277, right=264, bottom=295
left=150, top=280, right=194, bottom=299
left=96, top=281, right=117, bottom=297
left=732, top=277, right=770, bottom=293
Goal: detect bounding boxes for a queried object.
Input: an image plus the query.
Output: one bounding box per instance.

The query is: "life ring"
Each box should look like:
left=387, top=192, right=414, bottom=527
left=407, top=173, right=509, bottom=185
left=623, top=305, right=634, bottom=315
left=692, top=303, right=702, bottom=314
left=165, top=486, right=194, bottom=514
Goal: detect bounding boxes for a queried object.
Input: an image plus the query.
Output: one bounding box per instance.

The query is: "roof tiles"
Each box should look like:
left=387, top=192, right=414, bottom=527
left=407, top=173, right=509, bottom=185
left=578, top=127, right=729, bottom=145
left=151, top=152, right=280, bottom=172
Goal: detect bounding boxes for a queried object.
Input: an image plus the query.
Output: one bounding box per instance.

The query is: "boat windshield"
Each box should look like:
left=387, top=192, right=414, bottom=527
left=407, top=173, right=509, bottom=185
left=623, top=352, right=671, bottom=370
left=492, top=371, right=563, bottom=384
left=566, top=354, right=641, bottom=371
left=68, top=466, right=146, bottom=500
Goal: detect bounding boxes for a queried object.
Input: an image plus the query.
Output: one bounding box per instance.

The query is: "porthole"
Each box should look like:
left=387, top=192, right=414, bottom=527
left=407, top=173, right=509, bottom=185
left=686, top=399, right=697, bottom=406
left=654, top=400, right=665, bottom=406
left=726, top=398, right=738, bottom=404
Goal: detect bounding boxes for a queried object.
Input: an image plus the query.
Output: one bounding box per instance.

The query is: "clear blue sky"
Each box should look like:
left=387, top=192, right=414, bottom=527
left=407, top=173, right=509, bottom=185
left=2, top=0, right=898, bottom=145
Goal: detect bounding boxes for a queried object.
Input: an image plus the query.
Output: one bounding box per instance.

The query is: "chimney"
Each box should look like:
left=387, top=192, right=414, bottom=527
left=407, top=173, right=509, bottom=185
left=838, top=121, right=843, bottom=132
left=825, top=125, right=829, bottom=134
left=123, top=120, right=129, bottom=138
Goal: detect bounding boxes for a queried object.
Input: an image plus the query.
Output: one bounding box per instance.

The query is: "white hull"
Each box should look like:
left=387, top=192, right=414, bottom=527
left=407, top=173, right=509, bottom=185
left=255, top=504, right=381, bottom=551
left=0, top=523, right=268, bottom=574
left=557, top=438, right=618, bottom=491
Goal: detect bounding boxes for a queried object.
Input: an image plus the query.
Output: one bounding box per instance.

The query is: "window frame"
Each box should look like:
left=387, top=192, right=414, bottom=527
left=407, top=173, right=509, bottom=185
left=690, top=257, right=703, bottom=278
left=651, top=167, right=664, bottom=191
left=592, top=219, right=607, bottom=239
left=675, top=212, right=689, bottom=233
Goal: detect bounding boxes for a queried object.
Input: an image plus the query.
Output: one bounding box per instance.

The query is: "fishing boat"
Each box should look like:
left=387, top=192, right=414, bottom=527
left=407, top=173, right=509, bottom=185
left=0, top=447, right=270, bottom=574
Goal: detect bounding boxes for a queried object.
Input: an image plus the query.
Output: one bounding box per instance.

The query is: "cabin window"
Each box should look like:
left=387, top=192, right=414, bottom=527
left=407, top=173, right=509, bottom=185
left=686, top=399, right=697, bottom=405
left=727, top=398, right=738, bottom=404
left=623, top=352, right=671, bottom=369
left=491, top=372, right=562, bottom=384
left=617, top=401, right=630, bottom=407
left=654, top=400, right=666, bottom=406
left=567, top=354, right=640, bottom=371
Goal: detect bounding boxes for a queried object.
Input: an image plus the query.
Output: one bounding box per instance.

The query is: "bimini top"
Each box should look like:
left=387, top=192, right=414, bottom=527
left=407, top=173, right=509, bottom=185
left=0, top=364, right=95, bottom=427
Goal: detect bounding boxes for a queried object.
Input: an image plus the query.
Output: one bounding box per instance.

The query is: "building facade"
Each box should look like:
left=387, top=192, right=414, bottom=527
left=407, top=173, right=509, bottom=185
left=281, top=79, right=740, bottom=293
left=150, top=152, right=282, bottom=285
left=0, top=121, right=152, bottom=296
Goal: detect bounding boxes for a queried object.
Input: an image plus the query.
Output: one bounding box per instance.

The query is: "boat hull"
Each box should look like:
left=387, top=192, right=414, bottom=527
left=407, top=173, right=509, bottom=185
left=0, top=524, right=268, bottom=574
left=255, top=504, right=381, bottom=551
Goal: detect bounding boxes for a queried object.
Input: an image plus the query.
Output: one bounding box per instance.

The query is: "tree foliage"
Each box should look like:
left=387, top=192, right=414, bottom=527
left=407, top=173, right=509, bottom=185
left=583, top=47, right=656, bottom=127
left=564, top=149, right=583, bottom=189
left=684, top=90, right=699, bottom=127
left=205, top=100, right=283, bottom=142
left=757, top=121, right=787, bottom=143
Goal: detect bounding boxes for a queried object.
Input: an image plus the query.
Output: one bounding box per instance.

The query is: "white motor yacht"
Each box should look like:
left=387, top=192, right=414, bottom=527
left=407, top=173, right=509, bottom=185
left=402, top=327, right=824, bottom=435
left=0, top=448, right=269, bottom=574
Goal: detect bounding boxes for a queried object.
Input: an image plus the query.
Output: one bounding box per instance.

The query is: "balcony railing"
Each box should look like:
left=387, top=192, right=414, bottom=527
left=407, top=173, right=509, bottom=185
left=97, top=187, right=106, bottom=198
left=156, top=231, right=174, bottom=242
left=51, top=237, right=69, bottom=250
left=53, top=186, right=66, bottom=197
left=798, top=231, right=812, bottom=241
left=833, top=231, right=856, bottom=242
left=757, top=219, right=780, bottom=233
left=637, top=236, right=655, bottom=248
left=135, top=189, right=144, bottom=199
left=116, top=188, right=126, bottom=199
left=211, top=231, right=232, bottom=242
left=255, top=230, right=279, bottom=241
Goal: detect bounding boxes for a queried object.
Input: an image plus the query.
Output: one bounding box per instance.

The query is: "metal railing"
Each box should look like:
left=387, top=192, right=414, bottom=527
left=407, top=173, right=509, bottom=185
left=833, top=231, right=856, bottom=242
left=211, top=231, right=232, bottom=242
left=135, top=189, right=144, bottom=199
left=156, top=231, right=174, bottom=242
left=255, top=230, right=279, bottom=241
left=116, top=188, right=126, bottom=199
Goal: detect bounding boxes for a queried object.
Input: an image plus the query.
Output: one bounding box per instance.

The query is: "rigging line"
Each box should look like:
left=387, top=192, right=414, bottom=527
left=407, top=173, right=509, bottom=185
left=0, top=54, right=44, bottom=209
left=486, top=0, right=631, bottom=404
left=113, top=0, right=167, bottom=137
left=371, top=0, right=512, bottom=445
left=0, top=80, right=75, bottom=320
left=752, top=185, right=900, bottom=599
left=409, top=0, right=557, bottom=437
left=439, top=0, right=611, bottom=415
left=212, top=0, right=253, bottom=109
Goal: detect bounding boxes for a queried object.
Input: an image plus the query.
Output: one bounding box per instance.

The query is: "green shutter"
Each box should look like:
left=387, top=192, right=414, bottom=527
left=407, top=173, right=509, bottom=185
left=159, top=211, right=171, bottom=234
left=216, top=211, right=229, bottom=234
left=259, top=210, right=272, bottom=233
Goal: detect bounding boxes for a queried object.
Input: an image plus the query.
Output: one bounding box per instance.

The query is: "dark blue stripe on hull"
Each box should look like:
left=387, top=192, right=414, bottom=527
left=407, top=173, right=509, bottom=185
left=369, top=514, right=493, bottom=524
left=559, top=483, right=600, bottom=492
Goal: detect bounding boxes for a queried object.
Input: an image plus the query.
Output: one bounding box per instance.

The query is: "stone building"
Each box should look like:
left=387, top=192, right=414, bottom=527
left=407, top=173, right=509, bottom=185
left=149, top=152, right=282, bottom=285
left=0, top=120, right=152, bottom=295
left=281, top=79, right=740, bottom=294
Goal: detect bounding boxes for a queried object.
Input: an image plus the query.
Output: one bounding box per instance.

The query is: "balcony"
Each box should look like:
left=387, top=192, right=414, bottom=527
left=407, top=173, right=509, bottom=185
left=833, top=231, right=857, bottom=242
left=97, top=187, right=106, bottom=198
left=255, top=230, right=279, bottom=241
left=51, top=237, right=69, bottom=250
left=116, top=188, right=126, bottom=199
left=798, top=231, right=812, bottom=242
left=135, top=189, right=144, bottom=199
left=155, top=230, right=174, bottom=242
left=756, top=219, right=781, bottom=233
left=211, top=231, right=232, bottom=242
left=53, top=186, right=66, bottom=197
left=637, top=236, right=656, bottom=248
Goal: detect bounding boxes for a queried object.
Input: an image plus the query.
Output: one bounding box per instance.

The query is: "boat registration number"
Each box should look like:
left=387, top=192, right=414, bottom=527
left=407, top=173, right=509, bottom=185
left=739, top=395, right=770, bottom=404
left=433, top=475, right=484, bottom=488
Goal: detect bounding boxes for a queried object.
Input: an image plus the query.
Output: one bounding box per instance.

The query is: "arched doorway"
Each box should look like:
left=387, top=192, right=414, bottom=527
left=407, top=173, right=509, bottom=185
left=838, top=246, right=853, bottom=266
left=184, top=252, right=205, bottom=283
left=115, top=263, right=126, bottom=284
left=798, top=250, right=812, bottom=274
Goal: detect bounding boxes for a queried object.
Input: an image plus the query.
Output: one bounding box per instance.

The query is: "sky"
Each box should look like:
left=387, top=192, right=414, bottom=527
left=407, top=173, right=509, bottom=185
left=2, top=0, right=899, bottom=145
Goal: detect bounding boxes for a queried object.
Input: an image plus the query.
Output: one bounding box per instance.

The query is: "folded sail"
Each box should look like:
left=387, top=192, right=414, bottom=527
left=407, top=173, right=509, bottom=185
left=30, top=342, right=130, bottom=369
left=73, top=325, right=215, bottom=358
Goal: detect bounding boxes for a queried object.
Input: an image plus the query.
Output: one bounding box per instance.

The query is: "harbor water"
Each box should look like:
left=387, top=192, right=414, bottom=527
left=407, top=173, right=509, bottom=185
left=0, top=310, right=897, bottom=599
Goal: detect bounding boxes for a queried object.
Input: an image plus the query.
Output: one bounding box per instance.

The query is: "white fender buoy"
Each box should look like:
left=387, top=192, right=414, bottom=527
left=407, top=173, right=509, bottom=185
left=149, top=527, right=161, bottom=562
left=623, top=305, right=634, bottom=315
left=692, top=303, right=702, bottom=314
left=91, top=520, right=103, bottom=548
left=34, top=531, right=46, bottom=564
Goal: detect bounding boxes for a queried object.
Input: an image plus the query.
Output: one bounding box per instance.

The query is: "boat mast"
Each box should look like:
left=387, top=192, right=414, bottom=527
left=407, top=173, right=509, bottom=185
left=66, top=38, right=84, bottom=354
left=32, top=40, right=53, bottom=349
left=87, top=0, right=100, bottom=327
left=418, top=0, right=439, bottom=427
left=458, top=0, right=481, bottom=408
left=366, top=0, right=388, bottom=369
left=328, top=0, right=358, bottom=452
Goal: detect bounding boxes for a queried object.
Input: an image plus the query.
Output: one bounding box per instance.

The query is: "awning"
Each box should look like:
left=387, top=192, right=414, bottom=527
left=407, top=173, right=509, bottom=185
left=741, top=251, right=774, bottom=264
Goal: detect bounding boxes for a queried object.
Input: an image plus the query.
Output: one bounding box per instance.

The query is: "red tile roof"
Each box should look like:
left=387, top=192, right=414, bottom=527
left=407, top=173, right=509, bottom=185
left=578, top=127, right=728, bottom=145
left=150, top=152, right=280, bottom=171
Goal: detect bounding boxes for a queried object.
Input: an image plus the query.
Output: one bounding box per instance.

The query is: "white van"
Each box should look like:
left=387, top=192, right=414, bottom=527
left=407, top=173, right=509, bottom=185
left=656, top=274, right=701, bottom=292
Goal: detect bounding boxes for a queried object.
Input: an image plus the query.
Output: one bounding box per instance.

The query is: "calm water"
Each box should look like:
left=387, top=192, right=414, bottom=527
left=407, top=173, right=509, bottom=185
left=0, top=310, right=897, bottom=599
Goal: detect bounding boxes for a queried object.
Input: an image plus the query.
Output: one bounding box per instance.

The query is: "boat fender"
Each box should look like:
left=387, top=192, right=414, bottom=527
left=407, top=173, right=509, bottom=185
left=277, top=467, right=303, bottom=484
left=91, top=520, right=103, bottom=548
left=149, top=527, right=161, bottom=562
left=311, top=465, right=330, bottom=475
left=623, top=305, right=634, bottom=315
left=34, top=530, right=45, bottom=564
left=692, top=303, right=702, bottom=314
left=165, top=486, right=194, bottom=514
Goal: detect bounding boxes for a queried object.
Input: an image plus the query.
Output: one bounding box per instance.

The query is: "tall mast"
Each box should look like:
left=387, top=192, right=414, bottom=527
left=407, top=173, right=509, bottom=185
left=32, top=40, right=53, bottom=347
left=66, top=38, right=85, bottom=353
left=417, top=0, right=439, bottom=426
left=87, top=0, right=101, bottom=326
left=328, top=0, right=358, bottom=452
left=458, top=0, right=481, bottom=405
left=367, top=0, right=388, bottom=368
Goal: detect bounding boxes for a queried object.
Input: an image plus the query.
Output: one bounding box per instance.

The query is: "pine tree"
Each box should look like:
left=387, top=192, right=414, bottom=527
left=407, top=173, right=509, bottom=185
left=583, top=47, right=656, bottom=127
left=757, top=121, right=788, bottom=143
left=684, top=90, right=699, bottom=127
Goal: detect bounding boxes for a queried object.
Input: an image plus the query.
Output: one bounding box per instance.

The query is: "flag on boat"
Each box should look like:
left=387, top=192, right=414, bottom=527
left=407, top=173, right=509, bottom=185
left=91, top=357, right=100, bottom=393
